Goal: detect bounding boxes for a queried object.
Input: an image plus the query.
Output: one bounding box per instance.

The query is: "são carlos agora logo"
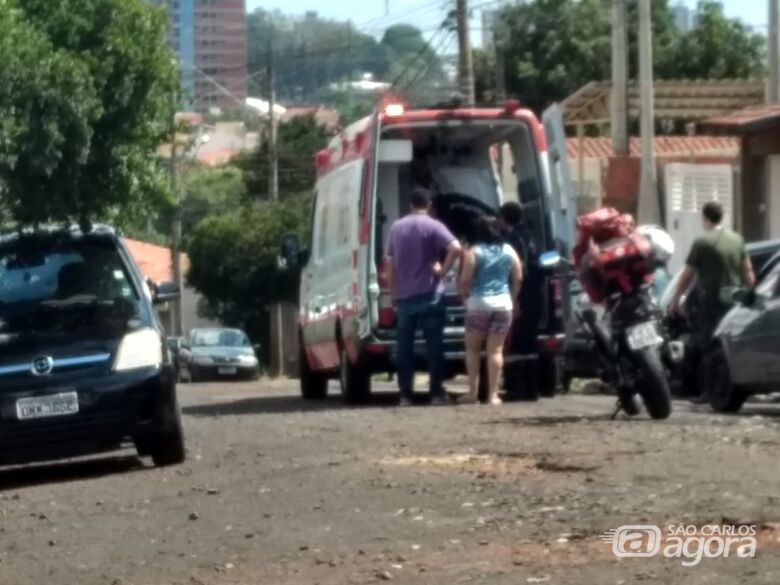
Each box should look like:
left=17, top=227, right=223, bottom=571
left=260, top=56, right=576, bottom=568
left=600, top=524, right=757, bottom=567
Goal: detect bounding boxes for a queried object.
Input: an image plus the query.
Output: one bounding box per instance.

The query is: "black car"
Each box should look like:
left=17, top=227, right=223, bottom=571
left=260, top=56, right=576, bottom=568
left=178, top=328, right=260, bottom=382
left=0, top=226, right=185, bottom=466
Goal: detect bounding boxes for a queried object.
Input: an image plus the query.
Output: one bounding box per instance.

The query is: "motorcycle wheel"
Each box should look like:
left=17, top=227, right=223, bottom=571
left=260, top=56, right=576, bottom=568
left=634, top=347, right=672, bottom=420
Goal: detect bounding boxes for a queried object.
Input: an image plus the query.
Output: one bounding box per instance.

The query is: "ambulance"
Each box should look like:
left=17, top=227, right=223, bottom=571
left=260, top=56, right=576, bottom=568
left=281, top=98, right=577, bottom=403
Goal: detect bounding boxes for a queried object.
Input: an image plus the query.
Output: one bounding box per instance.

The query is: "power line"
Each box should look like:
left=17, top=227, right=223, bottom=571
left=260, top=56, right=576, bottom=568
left=400, top=31, right=457, bottom=96
left=391, top=21, right=450, bottom=89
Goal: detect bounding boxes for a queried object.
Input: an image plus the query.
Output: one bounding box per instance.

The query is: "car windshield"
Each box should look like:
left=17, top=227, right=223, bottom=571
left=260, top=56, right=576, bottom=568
left=192, top=329, right=250, bottom=348
left=0, top=235, right=143, bottom=338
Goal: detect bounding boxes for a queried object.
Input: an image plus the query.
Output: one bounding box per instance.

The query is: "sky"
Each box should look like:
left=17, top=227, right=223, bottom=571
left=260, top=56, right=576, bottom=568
left=246, top=0, right=768, bottom=41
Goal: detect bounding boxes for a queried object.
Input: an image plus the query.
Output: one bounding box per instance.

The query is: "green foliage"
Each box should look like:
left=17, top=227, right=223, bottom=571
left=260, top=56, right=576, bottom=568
left=0, top=0, right=177, bottom=227
left=381, top=24, right=430, bottom=56
left=501, top=0, right=612, bottom=113
left=247, top=9, right=389, bottom=102
left=185, top=192, right=312, bottom=348
left=500, top=0, right=765, bottom=114
left=232, top=114, right=331, bottom=199
left=661, top=1, right=765, bottom=79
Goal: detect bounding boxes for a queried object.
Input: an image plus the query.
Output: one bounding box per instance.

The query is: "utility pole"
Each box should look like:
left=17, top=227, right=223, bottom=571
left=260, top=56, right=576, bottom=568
left=456, top=0, right=476, bottom=104
left=267, top=36, right=279, bottom=202
left=267, top=34, right=283, bottom=377
left=637, top=0, right=659, bottom=224
left=494, top=22, right=507, bottom=102
left=169, top=107, right=184, bottom=337
left=770, top=0, right=779, bottom=102
left=611, top=0, right=629, bottom=155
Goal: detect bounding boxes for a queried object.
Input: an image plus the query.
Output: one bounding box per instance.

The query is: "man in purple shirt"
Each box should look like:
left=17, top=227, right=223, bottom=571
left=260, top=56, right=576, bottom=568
left=385, top=188, right=462, bottom=406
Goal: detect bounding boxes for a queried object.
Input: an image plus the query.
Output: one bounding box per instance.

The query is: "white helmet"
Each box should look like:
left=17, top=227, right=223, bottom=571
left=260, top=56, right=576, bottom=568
left=638, top=224, right=675, bottom=264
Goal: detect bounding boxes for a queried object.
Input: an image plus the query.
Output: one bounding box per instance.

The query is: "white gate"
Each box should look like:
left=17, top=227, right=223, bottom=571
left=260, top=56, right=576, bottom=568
left=664, top=163, right=734, bottom=274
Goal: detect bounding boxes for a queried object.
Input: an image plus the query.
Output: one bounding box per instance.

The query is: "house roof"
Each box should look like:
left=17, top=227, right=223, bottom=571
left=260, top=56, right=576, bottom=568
left=566, top=135, right=739, bottom=160
left=561, top=80, right=765, bottom=126
left=124, top=238, right=189, bottom=283
left=698, top=102, right=780, bottom=135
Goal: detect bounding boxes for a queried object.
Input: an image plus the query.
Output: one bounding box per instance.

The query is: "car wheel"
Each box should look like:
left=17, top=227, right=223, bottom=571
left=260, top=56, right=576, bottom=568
left=138, top=405, right=186, bottom=467
left=339, top=345, right=371, bottom=405
left=300, top=341, right=328, bottom=400
left=707, top=348, right=748, bottom=413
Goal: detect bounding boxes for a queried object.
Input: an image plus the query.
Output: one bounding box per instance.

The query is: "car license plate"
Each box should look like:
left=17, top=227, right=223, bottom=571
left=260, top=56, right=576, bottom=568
left=626, top=322, right=662, bottom=351
left=16, top=392, right=79, bottom=421
left=218, top=367, right=237, bottom=375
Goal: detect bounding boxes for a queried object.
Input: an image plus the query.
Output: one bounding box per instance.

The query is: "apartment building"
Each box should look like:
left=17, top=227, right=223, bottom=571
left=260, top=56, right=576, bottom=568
left=151, top=0, right=247, bottom=112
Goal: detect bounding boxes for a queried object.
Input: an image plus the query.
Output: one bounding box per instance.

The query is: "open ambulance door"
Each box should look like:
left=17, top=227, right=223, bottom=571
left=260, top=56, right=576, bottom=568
left=542, top=104, right=577, bottom=335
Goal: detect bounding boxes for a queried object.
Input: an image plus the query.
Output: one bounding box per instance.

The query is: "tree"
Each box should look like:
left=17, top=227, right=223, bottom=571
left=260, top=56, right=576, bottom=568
left=232, top=114, right=332, bottom=199
left=499, top=0, right=764, bottom=114
left=381, top=24, right=431, bottom=57
left=0, top=0, right=177, bottom=227
left=501, top=0, right=612, bottom=113
left=246, top=9, right=388, bottom=102
left=662, top=1, right=765, bottom=79
left=186, top=193, right=311, bottom=359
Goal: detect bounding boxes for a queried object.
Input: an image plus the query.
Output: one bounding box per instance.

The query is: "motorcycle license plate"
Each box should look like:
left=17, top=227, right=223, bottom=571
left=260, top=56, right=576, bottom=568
left=626, top=323, right=661, bottom=350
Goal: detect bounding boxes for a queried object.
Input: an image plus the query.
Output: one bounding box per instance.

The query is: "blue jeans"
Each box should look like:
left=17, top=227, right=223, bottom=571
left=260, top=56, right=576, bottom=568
left=395, top=291, right=446, bottom=400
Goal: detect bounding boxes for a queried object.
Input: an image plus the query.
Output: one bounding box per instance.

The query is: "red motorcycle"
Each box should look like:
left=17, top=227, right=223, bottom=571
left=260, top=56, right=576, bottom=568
left=551, top=208, right=672, bottom=419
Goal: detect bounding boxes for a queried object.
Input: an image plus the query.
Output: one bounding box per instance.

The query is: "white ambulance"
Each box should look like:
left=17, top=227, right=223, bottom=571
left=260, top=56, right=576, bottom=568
left=281, top=99, right=577, bottom=403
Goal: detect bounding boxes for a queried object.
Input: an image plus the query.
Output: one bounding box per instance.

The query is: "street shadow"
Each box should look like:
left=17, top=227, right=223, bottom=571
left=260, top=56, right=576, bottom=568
left=0, top=454, right=148, bottom=492
left=183, top=390, right=424, bottom=418
left=484, top=413, right=615, bottom=427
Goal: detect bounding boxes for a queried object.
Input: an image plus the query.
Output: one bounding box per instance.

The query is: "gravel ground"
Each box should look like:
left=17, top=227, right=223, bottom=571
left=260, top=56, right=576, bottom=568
left=0, top=378, right=778, bottom=585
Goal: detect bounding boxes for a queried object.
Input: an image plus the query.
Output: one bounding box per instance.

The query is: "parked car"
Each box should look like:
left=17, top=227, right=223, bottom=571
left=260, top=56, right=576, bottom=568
left=660, top=239, right=780, bottom=396
left=280, top=100, right=577, bottom=404
left=0, top=225, right=185, bottom=466
left=705, top=251, right=780, bottom=412
left=178, top=328, right=260, bottom=382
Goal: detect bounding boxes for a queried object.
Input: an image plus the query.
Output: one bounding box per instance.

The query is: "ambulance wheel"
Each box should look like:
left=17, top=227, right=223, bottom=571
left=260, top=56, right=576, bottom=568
left=339, top=346, right=371, bottom=404
left=538, top=356, right=560, bottom=398
left=300, top=342, right=328, bottom=400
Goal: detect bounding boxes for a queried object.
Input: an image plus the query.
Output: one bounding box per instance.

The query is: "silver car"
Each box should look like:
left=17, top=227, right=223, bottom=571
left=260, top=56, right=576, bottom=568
left=178, top=328, right=260, bottom=382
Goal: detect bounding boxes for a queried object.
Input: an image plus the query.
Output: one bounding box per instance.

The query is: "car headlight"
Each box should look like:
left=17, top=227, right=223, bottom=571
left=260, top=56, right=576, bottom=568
left=195, top=356, right=215, bottom=365
left=113, top=328, right=163, bottom=372
left=239, top=354, right=258, bottom=366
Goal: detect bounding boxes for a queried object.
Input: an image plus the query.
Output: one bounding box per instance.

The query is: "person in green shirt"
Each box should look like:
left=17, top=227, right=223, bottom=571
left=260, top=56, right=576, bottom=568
left=668, top=201, right=755, bottom=345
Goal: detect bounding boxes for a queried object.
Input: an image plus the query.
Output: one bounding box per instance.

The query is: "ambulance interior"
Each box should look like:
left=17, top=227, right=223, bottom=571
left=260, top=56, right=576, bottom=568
left=374, top=120, right=547, bottom=264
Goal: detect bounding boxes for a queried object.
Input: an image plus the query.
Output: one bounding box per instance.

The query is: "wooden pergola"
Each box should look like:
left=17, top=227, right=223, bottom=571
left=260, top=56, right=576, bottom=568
left=559, top=79, right=765, bottom=201
left=560, top=79, right=766, bottom=128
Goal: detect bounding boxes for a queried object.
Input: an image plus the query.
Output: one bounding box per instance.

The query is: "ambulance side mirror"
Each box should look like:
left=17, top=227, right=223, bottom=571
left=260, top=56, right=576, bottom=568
left=280, top=234, right=303, bottom=269
left=539, top=251, right=562, bottom=272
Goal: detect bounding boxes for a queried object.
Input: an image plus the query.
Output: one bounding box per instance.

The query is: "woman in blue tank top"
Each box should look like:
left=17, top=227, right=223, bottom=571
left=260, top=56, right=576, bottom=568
left=458, top=216, right=522, bottom=404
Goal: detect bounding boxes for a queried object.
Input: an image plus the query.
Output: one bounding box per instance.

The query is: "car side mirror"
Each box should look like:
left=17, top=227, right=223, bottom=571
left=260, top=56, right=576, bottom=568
left=732, top=288, right=756, bottom=307
left=538, top=250, right=562, bottom=271
left=151, top=280, right=180, bottom=305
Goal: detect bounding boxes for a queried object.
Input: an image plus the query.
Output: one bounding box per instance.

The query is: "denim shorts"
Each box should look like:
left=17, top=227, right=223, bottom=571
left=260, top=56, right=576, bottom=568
left=465, top=309, right=513, bottom=335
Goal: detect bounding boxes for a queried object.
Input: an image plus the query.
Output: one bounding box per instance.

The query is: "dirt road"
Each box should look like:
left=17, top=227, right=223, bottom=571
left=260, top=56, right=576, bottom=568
left=0, top=379, right=778, bottom=584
